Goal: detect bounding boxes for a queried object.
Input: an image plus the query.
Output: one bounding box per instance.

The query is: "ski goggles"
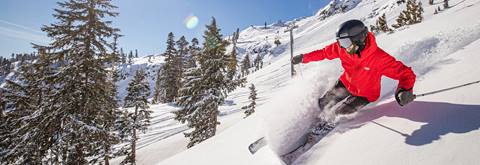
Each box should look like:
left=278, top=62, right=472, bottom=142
left=337, top=37, right=353, bottom=49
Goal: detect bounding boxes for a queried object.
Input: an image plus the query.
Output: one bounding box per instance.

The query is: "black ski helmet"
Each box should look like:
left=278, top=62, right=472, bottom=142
left=336, top=19, right=368, bottom=49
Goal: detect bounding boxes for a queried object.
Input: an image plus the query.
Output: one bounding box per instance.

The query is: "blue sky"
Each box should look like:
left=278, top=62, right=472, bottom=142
left=0, top=0, right=328, bottom=58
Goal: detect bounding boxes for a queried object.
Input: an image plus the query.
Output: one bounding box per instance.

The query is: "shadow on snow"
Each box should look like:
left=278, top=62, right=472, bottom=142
left=341, top=101, right=480, bottom=146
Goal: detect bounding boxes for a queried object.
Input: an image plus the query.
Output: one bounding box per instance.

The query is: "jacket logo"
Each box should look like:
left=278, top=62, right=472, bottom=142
left=363, top=67, right=370, bottom=71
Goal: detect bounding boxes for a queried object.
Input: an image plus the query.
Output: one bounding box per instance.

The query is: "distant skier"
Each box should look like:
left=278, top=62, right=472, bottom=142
left=284, top=19, right=417, bottom=163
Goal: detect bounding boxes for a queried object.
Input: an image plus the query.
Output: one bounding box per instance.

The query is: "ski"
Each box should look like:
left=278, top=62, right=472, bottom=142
left=280, top=121, right=336, bottom=164
left=248, top=120, right=336, bottom=159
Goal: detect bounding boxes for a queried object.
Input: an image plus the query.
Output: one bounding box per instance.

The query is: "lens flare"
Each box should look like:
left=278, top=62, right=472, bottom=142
left=184, top=15, right=199, bottom=29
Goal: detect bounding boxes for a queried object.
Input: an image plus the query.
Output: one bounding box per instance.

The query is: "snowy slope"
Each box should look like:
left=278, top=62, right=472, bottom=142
left=116, top=55, right=165, bottom=102
left=154, top=0, right=480, bottom=164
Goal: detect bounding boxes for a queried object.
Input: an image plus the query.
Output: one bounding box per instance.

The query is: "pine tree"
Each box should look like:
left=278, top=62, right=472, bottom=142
left=393, top=9, right=409, bottom=28
left=152, top=69, right=163, bottom=104
left=443, top=0, right=449, bottom=8
left=416, top=2, right=424, bottom=22
left=128, top=51, right=133, bottom=64
left=243, top=84, right=257, bottom=118
left=120, top=69, right=151, bottom=164
left=188, top=38, right=201, bottom=68
left=253, top=55, right=264, bottom=71
left=0, top=89, right=4, bottom=116
left=156, top=32, right=181, bottom=103
left=409, top=0, right=423, bottom=23
left=1, top=0, right=121, bottom=163
left=394, top=0, right=424, bottom=28
left=112, top=34, right=122, bottom=65
left=0, top=59, right=50, bottom=163
left=121, top=48, right=126, bottom=64
left=429, top=0, right=434, bottom=5
left=227, top=28, right=240, bottom=80
left=176, top=36, right=190, bottom=87
left=376, top=13, right=392, bottom=32
left=135, top=49, right=138, bottom=58
left=103, top=33, right=122, bottom=165
left=174, top=17, right=244, bottom=148
left=177, top=36, right=190, bottom=67
left=241, top=54, right=251, bottom=77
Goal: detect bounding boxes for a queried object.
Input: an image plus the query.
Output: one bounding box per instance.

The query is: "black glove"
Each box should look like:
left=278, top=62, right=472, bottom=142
left=395, top=88, right=415, bottom=106
left=291, top=54, right=304, bottom=65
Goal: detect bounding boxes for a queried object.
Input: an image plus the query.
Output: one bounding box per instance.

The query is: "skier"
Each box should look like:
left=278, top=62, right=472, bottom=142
left=283, top=19, right=417, bottom=163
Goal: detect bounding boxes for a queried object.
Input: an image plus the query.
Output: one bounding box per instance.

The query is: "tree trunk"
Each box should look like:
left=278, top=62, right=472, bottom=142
left=132, top=105, right=138, bottom=163
left=104, top=144, right=110, bottom=165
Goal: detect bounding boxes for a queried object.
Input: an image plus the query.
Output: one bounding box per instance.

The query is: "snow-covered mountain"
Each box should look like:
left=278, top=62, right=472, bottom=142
left=0, top=54, right=164, bottom=104
left=120, top=0, right=480, bottom=164
left=115, top=55, right=164, bottom=102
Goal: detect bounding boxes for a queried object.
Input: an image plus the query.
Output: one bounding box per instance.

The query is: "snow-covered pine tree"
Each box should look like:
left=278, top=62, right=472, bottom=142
left=172, top=37, right=204, bottom=107
left=414, top=1, right=424, bottom=23
left=4, top=0, right=122, bottom=163
left=188, top=38, right=201, bottom=68
left=100, top=33, right=123, bottom=165
left=111, top=34, right=123, bottom=65
left=376, top=13, right=392, bottom=32
left=393, top=9, right=408, bottom=28
left=227, top=28, right=240, bottom=80
left=121, top=48, right=127, bottom=64
left=128, top=50, right=133, bottom=64
left=394, top=0, right=423, bottom=28
left=176, top=36, right=190, bottom=87
left=241, top=54, right=251, bottom=77
left=0, top=89, right=8, bottom=161
left=443, top=0, right=449, bottom=8
left=174, top=17, right=244, bottom=148
left=157, top=32, right=181, bottom=103
left=0, top=59, right=50, bottom=163
left=152, top=69, right=163, bottom=104
left=253, top=55, right=264, bottom=71
left=0, top=89, right=4, bottom=117
left=177, top=36, right=190, bottom=67
left=0, top=92, right=4, bottom=130
left=243, top=84, right=257, bottom=118
left=120, top=69, right=152, bottom=164
left=175, top=64, right=204, bottom=126
left=408, top=0, right=423, bottom=23
left=135, top=49, right=138, bottom=58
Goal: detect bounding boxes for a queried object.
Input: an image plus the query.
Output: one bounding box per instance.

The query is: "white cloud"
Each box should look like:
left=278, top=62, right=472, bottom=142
left=0, top=19, right=44, bottom=34
left=0, top=19, right=49, bottom=44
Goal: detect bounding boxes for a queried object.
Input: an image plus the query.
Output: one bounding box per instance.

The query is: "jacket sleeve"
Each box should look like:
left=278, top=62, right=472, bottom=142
left=379, top=51, right=416, bottom=91
left=302, top=42, right=341, bottom=63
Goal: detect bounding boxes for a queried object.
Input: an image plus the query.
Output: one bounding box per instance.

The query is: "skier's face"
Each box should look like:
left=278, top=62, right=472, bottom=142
left=345, top=43, right=358, bottom=55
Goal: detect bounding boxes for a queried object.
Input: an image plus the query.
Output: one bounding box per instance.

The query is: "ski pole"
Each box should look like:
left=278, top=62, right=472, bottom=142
left=414, top=80, right=480, bottom=98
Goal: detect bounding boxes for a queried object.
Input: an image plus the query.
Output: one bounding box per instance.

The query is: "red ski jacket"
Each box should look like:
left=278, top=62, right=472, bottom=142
left=302, top=32, right=416, bottom=102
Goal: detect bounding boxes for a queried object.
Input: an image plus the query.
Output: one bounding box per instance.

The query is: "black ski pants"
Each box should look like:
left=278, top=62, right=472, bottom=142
left=318, top=80, right=370, bottom=115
